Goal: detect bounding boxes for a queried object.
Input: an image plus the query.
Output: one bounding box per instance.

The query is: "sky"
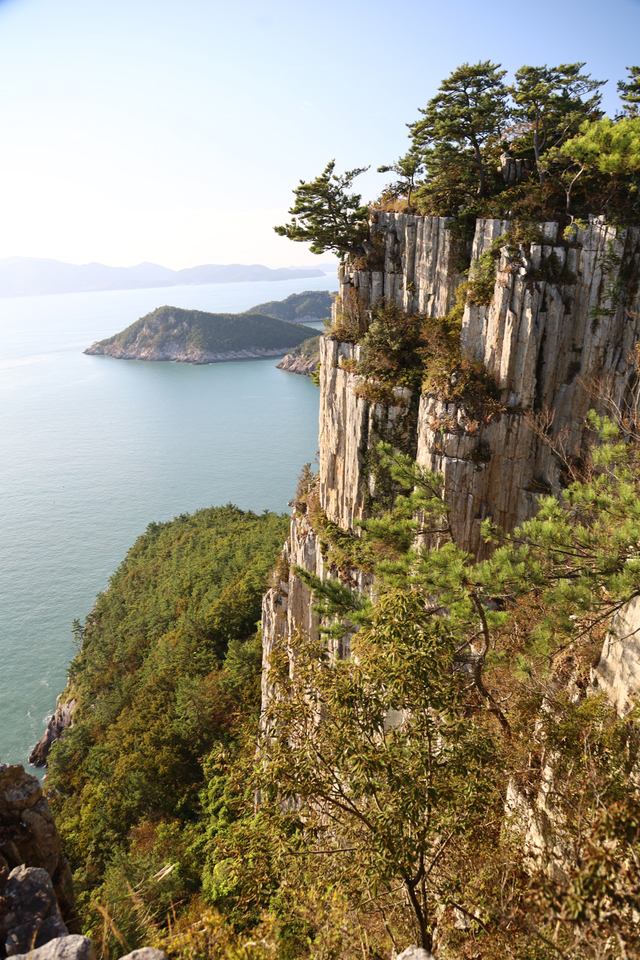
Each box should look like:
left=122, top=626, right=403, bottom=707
left=0, top=0, right=638, bottom=270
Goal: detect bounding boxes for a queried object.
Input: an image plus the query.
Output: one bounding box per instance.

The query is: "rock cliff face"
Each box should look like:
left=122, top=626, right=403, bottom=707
left=28, top=698, right=76, bottom=769
left=262, top=213, right=640, bottom=699
left=0, top=763, right=79, bottom=953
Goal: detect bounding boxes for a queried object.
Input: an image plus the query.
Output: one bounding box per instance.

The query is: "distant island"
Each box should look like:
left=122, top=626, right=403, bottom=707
left=245, top=289, right=333, bottom=323
left=0, top=256, right=336, bottom=298
left=84, top=304, right=316, bottom=363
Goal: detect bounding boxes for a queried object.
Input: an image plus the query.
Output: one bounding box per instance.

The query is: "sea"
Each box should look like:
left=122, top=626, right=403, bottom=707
left=0, top=273, right=337, bottom=771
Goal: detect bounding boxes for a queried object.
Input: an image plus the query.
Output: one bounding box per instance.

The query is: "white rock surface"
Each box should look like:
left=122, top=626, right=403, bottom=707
left=8, top=935, right=95, bottom=960
left=592, top=595, right=640, bottom=716
left=395, top=946, right=436, bottom=960
left=262, top=213, right=640, bottom=700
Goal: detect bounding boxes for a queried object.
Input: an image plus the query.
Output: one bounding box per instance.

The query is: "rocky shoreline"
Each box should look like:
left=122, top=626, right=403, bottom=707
left=28, top=697, right=76, bottom=769
left=276, top=352, right=319, bottom=376
left=84, top=342, right=292, bottom=364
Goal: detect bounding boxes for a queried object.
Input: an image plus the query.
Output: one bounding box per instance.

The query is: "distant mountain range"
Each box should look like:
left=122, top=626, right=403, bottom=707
left=0, top=257, right=336, bottom=298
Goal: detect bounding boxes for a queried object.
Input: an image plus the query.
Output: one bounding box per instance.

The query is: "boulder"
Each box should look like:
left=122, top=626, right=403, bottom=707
left=117, top=950, right=168, bottom=960
left=395, top=948, right=436, bottom=960
left=1, top=865, right=68, bottom=956
left=7, top=935, right=94, bottom=960
left=0, top=766, right=78, bottom=937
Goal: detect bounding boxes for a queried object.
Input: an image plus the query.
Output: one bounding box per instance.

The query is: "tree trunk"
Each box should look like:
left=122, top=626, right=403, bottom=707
left=534, top=114, right=545, bottom=186
left=472, top=140, right=486, bottom=199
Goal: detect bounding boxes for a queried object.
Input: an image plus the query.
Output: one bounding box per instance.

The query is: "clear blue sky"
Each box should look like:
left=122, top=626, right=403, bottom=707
left=0, top=0, right=637, bottom=269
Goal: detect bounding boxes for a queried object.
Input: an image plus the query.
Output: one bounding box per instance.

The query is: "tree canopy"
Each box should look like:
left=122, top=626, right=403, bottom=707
left=277, top=61, right=640, bottom=254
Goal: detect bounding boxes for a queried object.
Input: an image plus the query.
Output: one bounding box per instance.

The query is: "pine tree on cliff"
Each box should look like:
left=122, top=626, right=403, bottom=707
left=507, top=62, right=605, bottom=185
left=274, top=160, right=370, bottom=257
left=409, top=60, right=509, bottom=202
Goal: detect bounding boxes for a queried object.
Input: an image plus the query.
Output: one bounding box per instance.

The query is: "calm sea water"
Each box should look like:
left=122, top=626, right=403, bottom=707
left=0, top=275, right=336, bottom=770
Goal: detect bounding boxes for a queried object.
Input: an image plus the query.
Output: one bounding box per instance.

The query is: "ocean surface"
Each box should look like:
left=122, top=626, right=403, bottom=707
left=0, top=274, right=336, bottom=770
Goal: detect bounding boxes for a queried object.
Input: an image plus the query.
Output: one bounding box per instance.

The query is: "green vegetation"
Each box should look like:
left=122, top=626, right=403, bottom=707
left=48, top=415, right=640, bottom=960
left=89, top=305, right=314, bottom=355
left=46, top=505, right=289, bottom=954
left=267, top=422, right=640, bottom=958
left=274, top=160, right=370, bottom=256
left=333, top=292, right=502, bottom=418
left=244, top=291, right=333, bottom=324
left=52, top=56, right=640, bottom=960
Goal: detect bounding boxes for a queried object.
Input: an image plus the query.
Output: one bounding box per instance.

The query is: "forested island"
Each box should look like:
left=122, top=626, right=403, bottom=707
left=83, top=304, right=315, bottom=363
left=7, top=58, right=640, bottom=960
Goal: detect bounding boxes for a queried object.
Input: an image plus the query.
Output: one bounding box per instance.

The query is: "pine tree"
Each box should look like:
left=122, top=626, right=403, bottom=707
left=274, top=160, right=369, bottom=258
left=409, top=61, right=509, bottom=202
left=618, top=65, right=640, bottom=118
left=508, top=62, right=605, bottom=185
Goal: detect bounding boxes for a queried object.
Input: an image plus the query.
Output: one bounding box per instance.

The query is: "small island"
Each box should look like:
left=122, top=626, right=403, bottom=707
left=84, top=304, right=316, bottom=363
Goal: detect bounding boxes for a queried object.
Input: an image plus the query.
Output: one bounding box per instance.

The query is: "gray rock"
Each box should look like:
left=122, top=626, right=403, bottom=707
left=29, top=696, right=77, bottom=768
left=395, top=947, right=436, bottom=960
left=4, top=866, right=58, bottom=926
left=117, top=950, right=168, bottom=960
left=0, top=765, right=42, bottom=814
left=8, top=934, right=95, bottom=960
left=2, top=865, right=68, bottom=956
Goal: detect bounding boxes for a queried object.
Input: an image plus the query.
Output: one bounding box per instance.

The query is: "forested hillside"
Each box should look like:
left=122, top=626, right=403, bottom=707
left=46, top=506, right=289, bottom=955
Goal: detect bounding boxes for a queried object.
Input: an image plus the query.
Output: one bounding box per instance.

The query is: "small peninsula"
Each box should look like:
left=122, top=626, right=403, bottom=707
left=276, top=334, right=320, bottom=376
left=83, top=304, right=315, bottom=363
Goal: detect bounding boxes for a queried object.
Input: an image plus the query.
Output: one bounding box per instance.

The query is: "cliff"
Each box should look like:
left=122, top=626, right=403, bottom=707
left=84, top=305, right=313, bottom=363
left=262, top=211, right=640, bottom=686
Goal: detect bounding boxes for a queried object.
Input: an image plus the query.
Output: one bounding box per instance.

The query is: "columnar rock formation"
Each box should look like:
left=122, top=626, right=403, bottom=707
left=262, top=213, right=640, bottom=699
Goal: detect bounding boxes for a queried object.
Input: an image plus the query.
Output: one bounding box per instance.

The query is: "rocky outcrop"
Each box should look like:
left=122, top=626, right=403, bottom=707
left=276, top=353, right=319, bottom=376
left=29, top=698, right=76, bottom=769
left=8, top=935, right=95, bottom=960
left=0, top=765, right=78, bottom=941
left=1, top=866, right=69, bottom=957
left=335, top=214, right=640, bottom=556
left=0, top=766, right=167, bottom=960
